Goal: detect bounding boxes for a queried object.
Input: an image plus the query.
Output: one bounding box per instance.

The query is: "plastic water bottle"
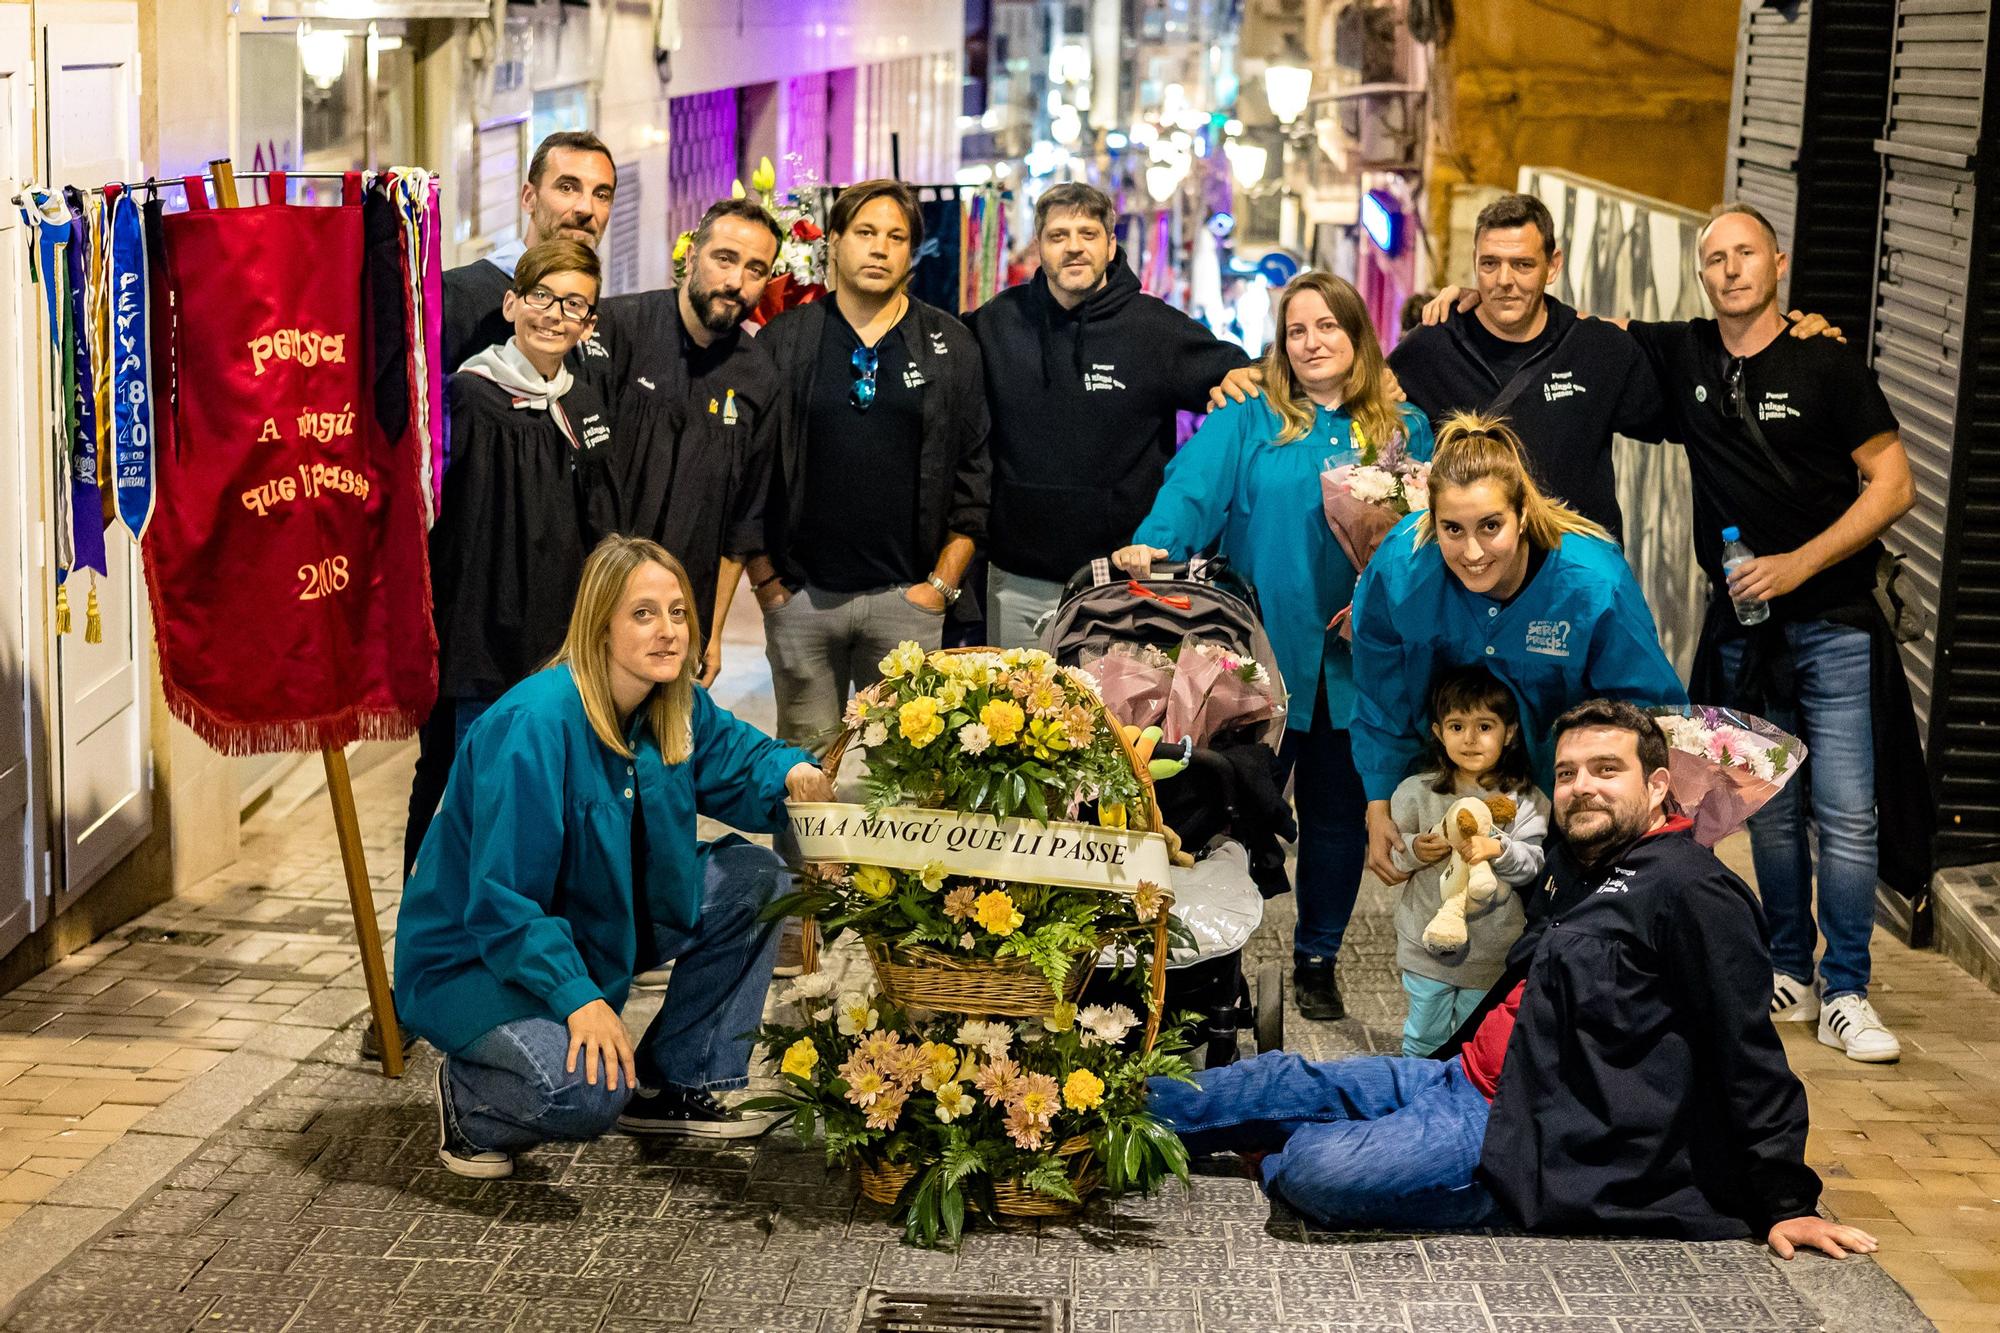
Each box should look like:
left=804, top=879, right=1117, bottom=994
left=1721, top=527, right=1769, bottom=626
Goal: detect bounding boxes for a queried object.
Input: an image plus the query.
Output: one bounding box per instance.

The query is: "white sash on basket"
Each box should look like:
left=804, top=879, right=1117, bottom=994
left=780, top=802, right=1174, bottom=896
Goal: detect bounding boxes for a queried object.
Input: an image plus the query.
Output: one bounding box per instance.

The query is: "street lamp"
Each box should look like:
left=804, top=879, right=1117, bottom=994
left=1225, top=140, right=1268, bottom=189
left=1263, top=33, right=1313, bottom=127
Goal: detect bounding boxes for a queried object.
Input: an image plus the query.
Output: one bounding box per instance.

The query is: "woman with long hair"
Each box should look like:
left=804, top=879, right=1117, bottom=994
left=1113, top=271, right=1434, bottom=1021
left=395, top=536, right=831, bottom=1178
left=1351, top=412, right=1685, bottom=884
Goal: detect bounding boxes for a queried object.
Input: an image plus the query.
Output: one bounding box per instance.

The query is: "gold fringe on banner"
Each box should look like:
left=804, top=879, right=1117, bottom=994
left=54, top=583, right=71, bottom=635
left=84, top=576, right=102, bottom=644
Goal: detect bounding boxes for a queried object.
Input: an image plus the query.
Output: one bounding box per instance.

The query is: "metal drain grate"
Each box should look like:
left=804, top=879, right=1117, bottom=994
left=849, top=1289, right=1063, bottom=1333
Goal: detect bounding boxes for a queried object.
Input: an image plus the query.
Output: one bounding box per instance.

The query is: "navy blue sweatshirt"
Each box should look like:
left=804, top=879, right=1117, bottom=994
left=969, top=254, right=1250, bottom=583
left=1389, top=297, right=1664, bottom=541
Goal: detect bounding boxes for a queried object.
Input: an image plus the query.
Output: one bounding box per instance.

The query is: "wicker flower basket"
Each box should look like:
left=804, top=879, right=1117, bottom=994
left=859, top=1136, right=1098, bottom=1216
left=807, top=647, right=1184, bottom=1036
left=862, top=938, right=1095, bottom=1018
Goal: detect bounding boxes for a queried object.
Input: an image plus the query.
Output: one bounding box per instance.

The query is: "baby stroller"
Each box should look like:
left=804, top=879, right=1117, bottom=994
left=1041, top=556, right=1290, bottom=1067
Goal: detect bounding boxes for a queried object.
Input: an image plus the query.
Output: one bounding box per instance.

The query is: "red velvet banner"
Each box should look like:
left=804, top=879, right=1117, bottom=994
left=142, top=184, right=436, bottom=753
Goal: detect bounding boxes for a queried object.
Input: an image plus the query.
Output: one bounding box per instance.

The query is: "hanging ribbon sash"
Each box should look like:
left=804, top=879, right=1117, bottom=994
left=26, top=190, right=77, bottom=585
left=107, top=186, right=157, bottom=538
left=61, top=187, right=108, bottom=577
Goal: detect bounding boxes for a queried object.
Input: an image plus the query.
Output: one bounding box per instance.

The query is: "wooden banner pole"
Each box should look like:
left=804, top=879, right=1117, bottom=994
left=205, top=156, right=402, bottom=1077
left=324, top=746, right=404, bottom=1078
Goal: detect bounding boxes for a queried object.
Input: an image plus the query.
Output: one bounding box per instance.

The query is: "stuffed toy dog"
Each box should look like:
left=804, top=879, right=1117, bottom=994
left=1421, top=792, right=1520, bottom=953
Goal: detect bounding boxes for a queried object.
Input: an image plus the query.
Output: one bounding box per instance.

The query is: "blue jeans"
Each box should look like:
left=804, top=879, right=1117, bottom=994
left=1273, top=688, right=1368, bottom=961
left=1149, top=1051, right=1501, bottom=1230
left=1401, top=973, right=1484, bottom=1058
left=444, top=835, right=786, bottom=1153
left=1717, top=620, right=1877, bottom=1000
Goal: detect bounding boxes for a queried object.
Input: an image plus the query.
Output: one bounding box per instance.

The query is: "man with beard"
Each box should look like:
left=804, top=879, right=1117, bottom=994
left=1149, top=699, right=1875, bottom=1259
left=579, top=198, right=783, bottom=685
left=745, top=179, right=988, bottom=752
left=441, top=132, right=618, bottom=373
left=969, top=182, right=1258, bottom=646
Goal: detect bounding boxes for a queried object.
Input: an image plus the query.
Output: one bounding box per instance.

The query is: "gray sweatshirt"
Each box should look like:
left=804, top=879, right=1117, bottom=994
left=1389, top=773, right=1550, bottom=989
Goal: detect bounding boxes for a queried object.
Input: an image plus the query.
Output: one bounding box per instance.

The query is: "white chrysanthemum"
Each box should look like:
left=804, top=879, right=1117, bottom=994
left=955, top=1019, right=1014, bottom=1059
left=958, top=722, right=993, bottom=755
left=861, top=721, right=889, bottom=748
left=779, top=972, right=837, bottom=1004
left=1077, top=1003, right=1139, bottom=1047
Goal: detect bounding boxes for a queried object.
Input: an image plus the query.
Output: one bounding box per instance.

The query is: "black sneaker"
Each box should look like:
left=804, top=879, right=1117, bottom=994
left=434, top=1062, right=513, bottom=1179
left=1293, top=955, right=1346, bottom=1022
left=616, top=1084, right=791, bottom=1139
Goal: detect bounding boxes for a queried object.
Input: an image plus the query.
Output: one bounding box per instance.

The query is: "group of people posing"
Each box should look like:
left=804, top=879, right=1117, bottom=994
left=392, top=129, right=1914, bottom=1262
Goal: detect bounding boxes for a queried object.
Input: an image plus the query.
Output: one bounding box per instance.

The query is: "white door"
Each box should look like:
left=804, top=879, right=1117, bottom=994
left=39, top=2, right=148, bottom=911
left=0, top=8, right=42, bottom=956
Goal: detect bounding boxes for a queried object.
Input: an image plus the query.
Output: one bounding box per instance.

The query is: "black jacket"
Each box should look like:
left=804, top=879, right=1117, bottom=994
left=577, top=289, right=777, bottom=630
left=969, top=254, right=1250, bottom=582
left=1388, top=297, right=1663, bottom=540
left=1474, top=823, right=1822, bottom=1240
left=430, top=373, right=619, bottom=700
left=440, top=259, right=515, bottom=375
left=754, top=297, right=990, bottom=586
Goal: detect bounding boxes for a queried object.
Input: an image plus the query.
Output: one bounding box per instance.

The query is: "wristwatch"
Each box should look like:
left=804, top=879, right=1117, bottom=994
left=927, top=575, right=962, bottom=606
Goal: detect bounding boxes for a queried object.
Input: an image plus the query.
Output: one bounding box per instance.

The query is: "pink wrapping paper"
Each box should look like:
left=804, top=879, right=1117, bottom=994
left=1087, top=649, right=1173, bottom=731
left=1165, top=646, right=1282, bottom=748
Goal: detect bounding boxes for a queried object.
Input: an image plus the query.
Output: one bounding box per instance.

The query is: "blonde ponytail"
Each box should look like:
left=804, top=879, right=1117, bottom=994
left=1414, top=412, right=1610, bottom=550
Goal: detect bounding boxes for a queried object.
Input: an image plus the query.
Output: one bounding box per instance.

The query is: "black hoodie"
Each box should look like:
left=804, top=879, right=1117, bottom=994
left=1388, top=296, right=1664, bottom=541
left=969, top=253, right=1250, bottom=583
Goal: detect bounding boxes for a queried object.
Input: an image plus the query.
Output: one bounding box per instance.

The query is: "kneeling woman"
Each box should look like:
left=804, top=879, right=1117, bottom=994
left=395, top=536, right=830, bottom=1177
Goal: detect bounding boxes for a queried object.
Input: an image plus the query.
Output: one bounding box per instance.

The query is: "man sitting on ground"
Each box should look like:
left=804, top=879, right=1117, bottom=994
left=1149, top=699, right=1876, bottom=1258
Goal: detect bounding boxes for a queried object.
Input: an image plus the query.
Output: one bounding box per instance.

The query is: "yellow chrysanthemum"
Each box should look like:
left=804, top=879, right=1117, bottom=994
left=1098, top=803, right=1128, bottom=829
left=1063, top=1068, right=1106, bottom=1112
left=852, top=864, right=896, bottom=900
left=781, top=1038, right=820, bottom=1081
left=979, top=699, right=1025, bottom=746
left=972, top=889, right=1025, bottom=937
left=672, top=231, right=694, bottom=262
left=879, top=640, right=926, bottom=680
left=899, top=696, right=945, bottom=747
left=1047, top=1001, right=1076, bottom=1031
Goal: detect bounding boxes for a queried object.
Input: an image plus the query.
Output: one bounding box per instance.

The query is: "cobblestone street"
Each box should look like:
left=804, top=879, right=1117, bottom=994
left=0, top=619, right=1976, bottom=1331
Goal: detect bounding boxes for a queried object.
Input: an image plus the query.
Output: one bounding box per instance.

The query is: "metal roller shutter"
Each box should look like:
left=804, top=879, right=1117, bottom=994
left=1869, top=0, right=1997, bottom=865
left=1726, top=0, right=1895, bottom=334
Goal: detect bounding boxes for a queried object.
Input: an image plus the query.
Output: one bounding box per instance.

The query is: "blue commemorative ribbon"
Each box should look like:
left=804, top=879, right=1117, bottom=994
left=107, top=186, right=156, bottom=539
left=25, top=189, right=77, bottom=584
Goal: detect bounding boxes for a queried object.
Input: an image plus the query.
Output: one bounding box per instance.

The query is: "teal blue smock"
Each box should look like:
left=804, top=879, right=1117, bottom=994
left=1350, top=514, right=1688, bottom=801
left=393, top=664, right=813, bottom=1054
left=1132, top=396, right=1435, bottom=732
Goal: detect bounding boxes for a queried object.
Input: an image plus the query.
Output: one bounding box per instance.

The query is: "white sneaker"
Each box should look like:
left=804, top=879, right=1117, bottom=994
left=434, top=1062, right=514, bottom=1178
left=1818, top=994, right=1901, bottom=1063
left=1770, top=972, right=1820, bottom=1023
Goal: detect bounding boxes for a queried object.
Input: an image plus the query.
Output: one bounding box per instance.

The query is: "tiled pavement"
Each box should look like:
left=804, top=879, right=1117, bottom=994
left=0, top=607, right=1979, bottom=1330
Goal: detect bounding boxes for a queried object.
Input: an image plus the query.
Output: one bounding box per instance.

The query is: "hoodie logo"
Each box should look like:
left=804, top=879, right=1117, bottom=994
left=1541, top=371, right=1585, bottom=404
left=929, top=331, right=949, bottom=356
left=1594, top=868, right=1635, bottom=895
left=1525, top=619, right=1572, bottom=657
left=1084, top=362, right=1127, bottom=392
left=1757, top=391, right=1801, bottom=423
left=579, top=413, right=611, bottom=451
left=637, top=376, right=656, bottom=392
left=582, top=335, right=610, bottom=360
left=903, top=365, right=928, bottom=390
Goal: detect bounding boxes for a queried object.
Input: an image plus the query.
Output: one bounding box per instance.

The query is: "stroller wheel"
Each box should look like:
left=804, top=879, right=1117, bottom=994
left=1254, top=961, right=1285, bottom=1053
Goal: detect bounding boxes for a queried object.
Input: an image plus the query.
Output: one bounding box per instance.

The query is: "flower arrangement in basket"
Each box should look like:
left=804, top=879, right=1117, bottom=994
left=1321, top=426, right=1431, bottom=638
left=745, top=974, right=1194, bottom=1248
left=754, top=643, right=1196, bottom=1244
left=769, top=645, right=1180, bottom=1013
left=1648, top=705, right=1807, bottom=847
left=672, top=154, right=827, bottom=327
